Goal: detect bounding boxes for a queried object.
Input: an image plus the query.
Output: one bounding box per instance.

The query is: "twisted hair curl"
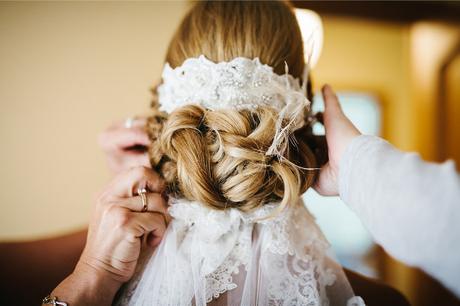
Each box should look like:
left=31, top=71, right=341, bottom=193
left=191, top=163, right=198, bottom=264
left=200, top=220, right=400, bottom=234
left=147, top=101, right=317, bottom=212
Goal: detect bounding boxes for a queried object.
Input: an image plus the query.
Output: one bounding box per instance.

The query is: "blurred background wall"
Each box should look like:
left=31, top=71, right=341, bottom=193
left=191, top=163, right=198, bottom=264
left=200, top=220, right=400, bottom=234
left=0, top=1, right=459, bottom=306
left=0, top=1, right=189, bottom=239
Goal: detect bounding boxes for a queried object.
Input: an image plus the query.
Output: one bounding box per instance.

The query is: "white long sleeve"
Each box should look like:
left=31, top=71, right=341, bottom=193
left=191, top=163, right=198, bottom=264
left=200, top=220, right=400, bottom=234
left=339, top=135, right=460, bottom=297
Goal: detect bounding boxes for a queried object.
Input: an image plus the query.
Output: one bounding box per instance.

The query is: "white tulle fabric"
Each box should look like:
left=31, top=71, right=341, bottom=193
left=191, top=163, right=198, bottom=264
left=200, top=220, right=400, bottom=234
left=115, top=198, right=365, bottom=306
left=157, top=55, right=310, bottom=156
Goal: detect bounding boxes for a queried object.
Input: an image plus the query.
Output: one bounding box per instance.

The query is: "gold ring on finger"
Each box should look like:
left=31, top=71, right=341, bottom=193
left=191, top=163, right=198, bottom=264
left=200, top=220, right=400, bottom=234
left=138, top=187, right=148, bottom=212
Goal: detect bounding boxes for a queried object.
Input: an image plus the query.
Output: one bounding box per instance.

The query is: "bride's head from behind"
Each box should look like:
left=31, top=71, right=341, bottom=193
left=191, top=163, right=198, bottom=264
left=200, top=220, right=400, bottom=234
left=148, top=0, right=317, bottom=212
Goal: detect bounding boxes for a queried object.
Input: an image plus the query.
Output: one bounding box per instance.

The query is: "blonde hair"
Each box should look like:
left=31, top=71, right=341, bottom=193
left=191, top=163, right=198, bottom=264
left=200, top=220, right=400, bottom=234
left=147, top=1, right=317, bottom=213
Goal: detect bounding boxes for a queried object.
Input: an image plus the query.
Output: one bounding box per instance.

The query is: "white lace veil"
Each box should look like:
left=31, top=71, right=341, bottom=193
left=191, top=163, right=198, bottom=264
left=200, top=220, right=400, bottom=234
left=115, top=56, right=365, bottom=306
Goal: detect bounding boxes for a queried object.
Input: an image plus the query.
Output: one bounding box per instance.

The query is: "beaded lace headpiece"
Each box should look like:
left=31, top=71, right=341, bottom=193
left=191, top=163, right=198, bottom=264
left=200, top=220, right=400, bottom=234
left=157, top=55, right=311, bottom=157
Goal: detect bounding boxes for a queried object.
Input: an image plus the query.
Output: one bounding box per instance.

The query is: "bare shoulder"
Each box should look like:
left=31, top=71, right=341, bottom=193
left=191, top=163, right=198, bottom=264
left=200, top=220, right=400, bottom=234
left=344, top=268, right=411, bottom=306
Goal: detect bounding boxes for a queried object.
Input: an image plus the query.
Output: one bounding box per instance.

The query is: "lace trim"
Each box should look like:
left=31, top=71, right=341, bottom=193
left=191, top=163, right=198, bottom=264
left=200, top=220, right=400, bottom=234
left=205, top=224, right=252, bottom=302
left=158, top=55, right=307, bottom=114
left=264, top=252, right=336, bottom=306
left=202, top=207, right=337, bottom=305
left=116, top=199, right=365, bottom=305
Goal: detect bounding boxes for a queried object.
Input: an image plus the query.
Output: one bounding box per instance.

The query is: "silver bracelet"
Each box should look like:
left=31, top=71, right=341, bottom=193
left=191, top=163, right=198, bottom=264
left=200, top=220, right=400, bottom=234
left=42, top=295, right=68, bottom=306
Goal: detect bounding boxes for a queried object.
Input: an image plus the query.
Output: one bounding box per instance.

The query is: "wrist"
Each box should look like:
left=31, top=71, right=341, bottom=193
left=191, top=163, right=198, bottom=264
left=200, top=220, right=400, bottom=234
left=50, top=261, right=121, bottom=306
left=337, top=134, right=366, bottom=200
left=73, top=260, right=122, bottom=295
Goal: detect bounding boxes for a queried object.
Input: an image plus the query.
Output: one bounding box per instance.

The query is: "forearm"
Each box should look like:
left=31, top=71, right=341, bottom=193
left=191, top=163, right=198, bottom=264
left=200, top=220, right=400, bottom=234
left=47, top=262, right=121, bottom=306
left=339, top=135, right=460, bottom=296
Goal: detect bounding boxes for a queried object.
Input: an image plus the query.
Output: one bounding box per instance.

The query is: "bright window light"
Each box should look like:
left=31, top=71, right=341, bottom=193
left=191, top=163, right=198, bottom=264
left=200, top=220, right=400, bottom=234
left=295, top=8, right=324, bottom=68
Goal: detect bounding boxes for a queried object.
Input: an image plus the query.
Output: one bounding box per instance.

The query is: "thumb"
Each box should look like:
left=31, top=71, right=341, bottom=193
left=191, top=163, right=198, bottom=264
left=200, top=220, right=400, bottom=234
left=322, top=84, right=343, bottom=114
left=321, top=84, right=361, bottom=155
left=314, top=85, right=361, bottom=196
left=314, top=162, right=339, bottom=196
left=321, top=84, right=347, bottom=140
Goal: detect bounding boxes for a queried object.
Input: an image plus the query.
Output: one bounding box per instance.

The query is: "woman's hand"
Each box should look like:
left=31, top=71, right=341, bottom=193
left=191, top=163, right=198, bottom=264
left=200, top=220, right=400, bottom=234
left=80, top=166, right=168, bottom=283
left=314, top=85, right=361, bottom=196
left=98, top=118, right=151, bottom=174
left=49, top=167, right=168, bottom=306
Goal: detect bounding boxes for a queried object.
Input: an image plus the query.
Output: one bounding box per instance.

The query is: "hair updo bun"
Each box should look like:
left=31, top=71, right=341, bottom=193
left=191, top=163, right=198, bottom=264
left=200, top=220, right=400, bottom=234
left=147, top=102, right=317, bottom=213
left=147, top=0, right=318, bottom=212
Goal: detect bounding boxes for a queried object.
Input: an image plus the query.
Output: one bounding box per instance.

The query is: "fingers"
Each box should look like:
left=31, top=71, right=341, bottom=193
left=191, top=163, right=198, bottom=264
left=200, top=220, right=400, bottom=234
left=321, top=84, right=346, bottom=138
left=98, top=117, right=150, bottom=152
left=322, top=84, right=343, bottom=114
left=115, top=154, right=151, bottom=172
left=122, top=211, right=167, bottom=244
left=316, top=84, right=361, bottom=196
left=106, top=167, right=165, bottom=199
left=321, top=84, right=361, bottom=142
left=147, top=231, right=163, bottom=247
left=99, top=127, right=150, bottom=152
left=116, top=192, right=168, bottom=214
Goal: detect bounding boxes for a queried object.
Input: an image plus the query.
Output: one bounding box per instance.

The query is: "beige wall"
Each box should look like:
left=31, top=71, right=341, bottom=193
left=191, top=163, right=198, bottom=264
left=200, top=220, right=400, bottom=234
left=0, top=1, right=189, bottom=240
left=313, top=17, right=413, bottom=150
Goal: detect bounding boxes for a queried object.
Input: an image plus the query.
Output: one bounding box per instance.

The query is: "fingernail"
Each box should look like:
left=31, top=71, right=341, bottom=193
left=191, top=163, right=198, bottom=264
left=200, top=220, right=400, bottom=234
left=325, top=84, right=334, bottom=94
